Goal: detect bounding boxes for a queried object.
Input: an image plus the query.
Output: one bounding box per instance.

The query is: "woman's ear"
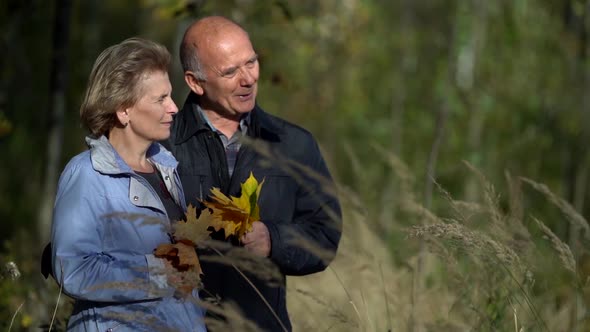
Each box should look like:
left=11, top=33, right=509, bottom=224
left=184, top=72, right=204, bottom=96
left=116, top=108, right=130, bottom=127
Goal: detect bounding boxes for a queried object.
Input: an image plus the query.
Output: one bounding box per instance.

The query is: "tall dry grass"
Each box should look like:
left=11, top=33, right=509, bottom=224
left=286, top=151, right=589, bottom=332
left=4, top=144, right=590, bottom=331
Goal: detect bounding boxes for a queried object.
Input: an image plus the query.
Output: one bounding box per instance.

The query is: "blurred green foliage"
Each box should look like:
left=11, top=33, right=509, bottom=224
left=1, top=0, right=590, bottom=330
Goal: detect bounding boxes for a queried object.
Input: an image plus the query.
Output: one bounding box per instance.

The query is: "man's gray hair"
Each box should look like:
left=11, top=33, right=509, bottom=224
left=179, top=39, right=207, bottom=81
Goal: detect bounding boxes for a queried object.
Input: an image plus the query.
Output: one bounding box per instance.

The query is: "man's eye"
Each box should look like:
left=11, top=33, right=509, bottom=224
left=223, top=70, right=237, bottom=77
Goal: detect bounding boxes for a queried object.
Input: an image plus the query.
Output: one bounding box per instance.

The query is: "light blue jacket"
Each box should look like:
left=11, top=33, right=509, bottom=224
left=51, top=136, right=205, bottom=332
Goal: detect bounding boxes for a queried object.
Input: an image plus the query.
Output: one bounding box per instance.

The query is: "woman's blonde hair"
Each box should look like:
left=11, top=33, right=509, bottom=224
left=80, top=37, right=171, bottom=137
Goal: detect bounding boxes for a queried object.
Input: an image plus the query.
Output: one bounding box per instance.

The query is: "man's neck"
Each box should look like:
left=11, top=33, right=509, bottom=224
left=200, top=108, right=241, bottom=138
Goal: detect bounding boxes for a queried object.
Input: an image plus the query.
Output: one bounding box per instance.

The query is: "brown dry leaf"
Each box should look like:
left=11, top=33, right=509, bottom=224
left=154, top=241, right=202, bottom=296
left=154, top=241, right=202, bottom=275
left=174, top=268, right=201, bottom=297
left=154, top=243, right=176, bottom=257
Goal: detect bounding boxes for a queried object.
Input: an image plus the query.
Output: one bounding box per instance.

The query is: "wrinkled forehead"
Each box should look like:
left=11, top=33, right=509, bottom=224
left=201, top=28, right=254, bottom=61
left=205, top=24, right=250, bottom=47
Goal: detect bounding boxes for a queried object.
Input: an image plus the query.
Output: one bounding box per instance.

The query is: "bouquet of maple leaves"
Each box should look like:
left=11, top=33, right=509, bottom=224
left=154, top=173, right=264, bottom=295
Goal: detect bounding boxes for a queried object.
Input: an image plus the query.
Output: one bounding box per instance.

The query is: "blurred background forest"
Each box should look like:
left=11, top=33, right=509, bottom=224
left=1, top=0, right=590, bottom=331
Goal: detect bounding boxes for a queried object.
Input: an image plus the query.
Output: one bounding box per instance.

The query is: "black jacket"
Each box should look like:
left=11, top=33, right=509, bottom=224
left=166, top=92, right=342, bottom=331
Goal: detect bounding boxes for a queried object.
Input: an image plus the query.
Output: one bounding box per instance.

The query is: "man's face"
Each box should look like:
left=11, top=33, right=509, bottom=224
left=197, top=29, right=259, bottom=118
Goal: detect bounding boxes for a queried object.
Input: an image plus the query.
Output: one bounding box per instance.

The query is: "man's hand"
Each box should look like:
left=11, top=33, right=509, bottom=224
left=241, top=221, right=271, bottom=257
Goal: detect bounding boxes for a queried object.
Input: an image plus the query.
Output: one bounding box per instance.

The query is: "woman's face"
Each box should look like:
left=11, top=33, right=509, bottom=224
left=126, top=70, right=178, bottom=143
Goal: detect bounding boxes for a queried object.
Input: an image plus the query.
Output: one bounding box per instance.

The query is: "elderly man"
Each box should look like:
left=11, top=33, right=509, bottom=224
left=167, top=16, right=342, bottom=331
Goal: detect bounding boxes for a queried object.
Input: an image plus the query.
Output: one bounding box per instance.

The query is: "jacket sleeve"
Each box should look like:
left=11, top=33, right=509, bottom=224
left=51, top=162, right=174, bottom=302
left=262, top=139, right=342, bottom=276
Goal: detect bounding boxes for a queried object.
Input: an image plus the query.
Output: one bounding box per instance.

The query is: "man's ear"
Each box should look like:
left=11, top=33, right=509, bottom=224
left=184, top=72, right=204, bottom=96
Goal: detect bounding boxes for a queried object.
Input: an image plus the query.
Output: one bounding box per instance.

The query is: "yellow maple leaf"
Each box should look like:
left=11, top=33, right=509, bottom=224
left=153, top=173, right=264, bottom=294
left=207, top=188, right=249, bottom=227
left=202, top=172, right=264, bottom=239
left=174, top=204, right=214, bottom=244
left=236, top=172, right=264, bottom=221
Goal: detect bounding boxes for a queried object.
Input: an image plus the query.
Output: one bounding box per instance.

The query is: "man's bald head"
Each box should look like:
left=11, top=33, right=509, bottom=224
left=180, top=16, right=250, bottom=81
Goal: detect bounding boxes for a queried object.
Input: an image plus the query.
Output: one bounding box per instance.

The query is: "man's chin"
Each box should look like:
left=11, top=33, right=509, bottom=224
left=235, top=103, right=256, bottom=115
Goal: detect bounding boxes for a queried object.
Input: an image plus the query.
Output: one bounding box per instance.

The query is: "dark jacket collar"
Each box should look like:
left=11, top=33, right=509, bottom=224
left=172, top=91, right=283, bottom=145
left=172, top=92, right=207, bottom=145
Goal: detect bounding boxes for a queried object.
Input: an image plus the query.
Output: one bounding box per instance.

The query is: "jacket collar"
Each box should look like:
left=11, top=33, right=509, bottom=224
left=86, top=135, right=178, bottom=175
left=172, top=91, right=284, bottom=145
left=171, top=92, right=207, bottom=145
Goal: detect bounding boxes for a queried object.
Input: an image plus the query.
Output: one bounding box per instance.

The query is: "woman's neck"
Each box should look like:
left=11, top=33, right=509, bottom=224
left=108, top=128, right=154, bottom=172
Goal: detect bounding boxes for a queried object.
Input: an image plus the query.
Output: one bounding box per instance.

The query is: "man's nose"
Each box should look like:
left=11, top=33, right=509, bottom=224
left=239, top=67, right=256, bottom=85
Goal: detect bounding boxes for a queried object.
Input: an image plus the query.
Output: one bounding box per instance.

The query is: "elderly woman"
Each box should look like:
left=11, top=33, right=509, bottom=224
left=50, top=38, right=205, bottom=331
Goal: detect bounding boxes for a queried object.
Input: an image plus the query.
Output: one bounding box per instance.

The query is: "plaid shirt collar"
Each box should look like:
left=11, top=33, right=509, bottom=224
left=196, top=105, right=250, bottom=139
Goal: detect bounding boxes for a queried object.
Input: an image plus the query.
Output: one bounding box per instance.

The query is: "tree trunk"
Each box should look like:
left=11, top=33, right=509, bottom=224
left=37, top=0, right=72, bottom=245
left=460, top=0, right=488, bottom=202
left=411, top=2, right=460, bottom=331
left=563, top=0, right=590, bottom=330
left=381, top=0, right=414, bottom=234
